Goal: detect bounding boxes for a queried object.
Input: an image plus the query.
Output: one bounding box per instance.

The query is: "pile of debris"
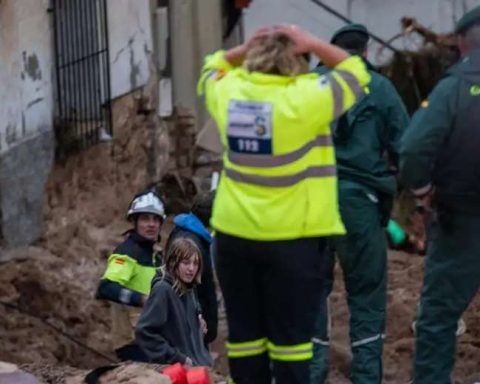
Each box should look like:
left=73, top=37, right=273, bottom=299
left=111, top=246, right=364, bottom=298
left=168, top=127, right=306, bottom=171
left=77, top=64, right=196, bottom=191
left=380, top=16, right=460, bottom=113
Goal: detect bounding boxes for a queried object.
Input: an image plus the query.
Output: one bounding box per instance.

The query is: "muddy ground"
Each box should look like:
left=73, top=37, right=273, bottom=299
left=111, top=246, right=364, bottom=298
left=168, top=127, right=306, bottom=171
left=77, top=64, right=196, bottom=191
left=2, top=245, right=480, bottom=383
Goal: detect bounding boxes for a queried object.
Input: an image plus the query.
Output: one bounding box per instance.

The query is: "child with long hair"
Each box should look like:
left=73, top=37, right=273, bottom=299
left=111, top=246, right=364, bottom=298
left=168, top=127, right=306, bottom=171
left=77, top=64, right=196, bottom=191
left=135, top=238, right=213, bottom=366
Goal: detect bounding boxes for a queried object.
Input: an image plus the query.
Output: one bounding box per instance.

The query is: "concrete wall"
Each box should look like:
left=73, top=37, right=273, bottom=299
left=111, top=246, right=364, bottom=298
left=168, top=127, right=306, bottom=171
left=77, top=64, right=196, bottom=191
left=108, top=0, right=153, bottom=99
left=170, top=0, right=223, bottom=128
left=0, top=0, right=55, bottom=252
left=0, top=0, right=156, bottom=255
left=0, top=0, right=54, bottom=155
left=244, top=0, right=480, bottom=65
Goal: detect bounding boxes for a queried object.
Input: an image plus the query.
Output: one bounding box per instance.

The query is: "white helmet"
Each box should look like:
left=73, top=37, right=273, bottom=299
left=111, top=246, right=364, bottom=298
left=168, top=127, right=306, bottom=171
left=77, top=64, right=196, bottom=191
left=127, top=191, right=166, bottom=220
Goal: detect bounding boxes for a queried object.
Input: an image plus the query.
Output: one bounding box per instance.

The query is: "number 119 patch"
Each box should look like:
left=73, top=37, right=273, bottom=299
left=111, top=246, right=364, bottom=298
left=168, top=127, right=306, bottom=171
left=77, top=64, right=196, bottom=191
left=227, top=100, right=273, bottom=154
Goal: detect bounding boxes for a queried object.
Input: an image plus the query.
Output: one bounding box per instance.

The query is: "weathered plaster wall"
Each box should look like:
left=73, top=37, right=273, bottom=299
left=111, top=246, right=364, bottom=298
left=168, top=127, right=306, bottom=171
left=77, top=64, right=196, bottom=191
left=0, top=0, right=54, bottom=154
left=244, top=0, right=480, bottom=65
left=0, top=0, right=55, bottom=252
left=108, top=0, right=153, bottom=99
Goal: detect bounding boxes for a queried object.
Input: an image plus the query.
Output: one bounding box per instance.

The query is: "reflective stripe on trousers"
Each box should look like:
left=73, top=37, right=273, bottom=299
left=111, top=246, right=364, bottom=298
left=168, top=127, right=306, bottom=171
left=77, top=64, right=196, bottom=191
left=267, top=341, right=313, bottom=362
left=226, top=338, right=268, bottom=358
left=351, top=333, right=385, bottom=348
left=312, top=337, right=330, bottom=347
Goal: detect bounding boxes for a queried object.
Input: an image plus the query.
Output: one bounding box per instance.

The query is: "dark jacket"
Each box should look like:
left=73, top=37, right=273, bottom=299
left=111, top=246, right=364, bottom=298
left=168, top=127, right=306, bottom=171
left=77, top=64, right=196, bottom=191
left=96, top=231, right=161, bottom=307
left=401, top=49, right=480, bottom=214
left=315, top=59, right=409, bottom=196
left=167, top=213, right=218, bottom=343
left=135, top=272, right=213, bottom=366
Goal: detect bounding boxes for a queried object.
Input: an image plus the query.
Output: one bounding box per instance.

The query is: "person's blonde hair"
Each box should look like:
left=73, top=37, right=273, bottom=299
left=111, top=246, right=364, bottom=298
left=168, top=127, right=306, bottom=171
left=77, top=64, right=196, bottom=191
left=164, top=238, right=202, bottom=294
left=244, top=33, right=309, bottom=76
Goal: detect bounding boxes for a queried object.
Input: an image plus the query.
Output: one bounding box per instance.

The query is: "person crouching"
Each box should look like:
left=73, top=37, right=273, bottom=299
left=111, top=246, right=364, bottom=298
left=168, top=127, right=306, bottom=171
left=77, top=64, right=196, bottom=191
left=135, top=238, right=213, bottom=367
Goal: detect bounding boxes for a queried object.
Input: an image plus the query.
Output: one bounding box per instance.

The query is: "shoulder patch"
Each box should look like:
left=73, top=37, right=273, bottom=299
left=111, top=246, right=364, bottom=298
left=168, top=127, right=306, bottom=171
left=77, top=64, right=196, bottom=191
left=211, top=69, right=226, bottom=81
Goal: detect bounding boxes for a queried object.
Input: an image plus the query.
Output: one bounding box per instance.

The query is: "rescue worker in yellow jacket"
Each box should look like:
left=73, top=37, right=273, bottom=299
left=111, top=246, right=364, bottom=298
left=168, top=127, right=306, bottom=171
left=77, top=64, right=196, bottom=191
left=96, top=190, right=165, bottom=351
left=198, top=25, right=370, bottom=384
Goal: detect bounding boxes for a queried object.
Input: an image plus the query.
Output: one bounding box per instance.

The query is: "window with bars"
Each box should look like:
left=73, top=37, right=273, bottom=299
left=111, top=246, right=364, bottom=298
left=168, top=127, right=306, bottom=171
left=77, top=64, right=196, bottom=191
left=51, top=0, right=112, bottom=157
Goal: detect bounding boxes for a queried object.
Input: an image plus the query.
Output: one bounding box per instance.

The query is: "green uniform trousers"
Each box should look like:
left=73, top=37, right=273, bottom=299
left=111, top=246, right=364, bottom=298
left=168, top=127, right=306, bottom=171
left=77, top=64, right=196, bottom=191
left=414, top=212, right=480, bottom=383
left=311, top=182, right=387, bottom=384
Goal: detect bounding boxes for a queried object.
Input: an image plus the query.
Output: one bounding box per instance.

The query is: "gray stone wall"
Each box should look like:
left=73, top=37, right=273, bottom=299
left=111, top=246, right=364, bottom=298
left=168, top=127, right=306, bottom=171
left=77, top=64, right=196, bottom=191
left=0, top=131, right=54, bottom=256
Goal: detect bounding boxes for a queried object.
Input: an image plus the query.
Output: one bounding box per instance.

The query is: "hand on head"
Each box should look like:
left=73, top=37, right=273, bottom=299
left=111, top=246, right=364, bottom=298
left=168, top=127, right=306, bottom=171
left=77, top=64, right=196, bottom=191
left=271, top=24, right=317, bottom=54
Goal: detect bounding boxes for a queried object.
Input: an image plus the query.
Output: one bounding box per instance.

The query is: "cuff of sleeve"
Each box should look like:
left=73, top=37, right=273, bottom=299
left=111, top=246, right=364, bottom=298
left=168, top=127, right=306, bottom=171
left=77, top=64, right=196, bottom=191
left=412, top=183, right=433, bottom=197
left=130, top=292, right=144, bottom=307
left=172, top=351, right=188, bottom=364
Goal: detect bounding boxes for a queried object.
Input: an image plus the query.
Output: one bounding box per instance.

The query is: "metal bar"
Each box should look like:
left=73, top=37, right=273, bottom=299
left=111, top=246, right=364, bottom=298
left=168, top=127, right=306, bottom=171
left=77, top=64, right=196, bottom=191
left=310, top=0, right=402, bottom=55
left=58, top=0, right=69, bottom=125
left=102, top=0, right=113, bottom=138
left=84, top=0, right=96, bottom=145
left=75, top=0, right=85, bottom=146
left=89, top=0, right=101, bottom=146
left=86, top=0, right=95, bottom=146
left=78, top=0, right=88, bottom=148
left=52, top=0, right=64, bottom=120
left=61, top=0, right=74, bottom=128
left=100, top=0, right=113, bottom=137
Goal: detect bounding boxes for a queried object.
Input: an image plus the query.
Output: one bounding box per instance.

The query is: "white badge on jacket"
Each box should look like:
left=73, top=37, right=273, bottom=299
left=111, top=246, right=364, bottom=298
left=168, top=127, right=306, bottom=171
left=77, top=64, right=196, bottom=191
left=227, top=100, right=273, bottom=154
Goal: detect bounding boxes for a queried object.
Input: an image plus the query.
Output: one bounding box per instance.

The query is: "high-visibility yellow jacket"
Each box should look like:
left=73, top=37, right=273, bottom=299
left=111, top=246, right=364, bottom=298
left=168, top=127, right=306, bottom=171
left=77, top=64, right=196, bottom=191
left=96, top=232, right=161, bottom=306
left=198, top=51, right=370, bottom=240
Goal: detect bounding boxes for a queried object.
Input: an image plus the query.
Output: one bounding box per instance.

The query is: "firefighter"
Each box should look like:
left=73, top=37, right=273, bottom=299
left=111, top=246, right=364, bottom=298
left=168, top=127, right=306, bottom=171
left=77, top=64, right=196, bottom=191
left=310, top=24, right=409, bottom=384
left=400, top=5, right=480, bottom=383
left=96, top=190, right=165, bottom=350
left=198, top=25, right=370, bottom=383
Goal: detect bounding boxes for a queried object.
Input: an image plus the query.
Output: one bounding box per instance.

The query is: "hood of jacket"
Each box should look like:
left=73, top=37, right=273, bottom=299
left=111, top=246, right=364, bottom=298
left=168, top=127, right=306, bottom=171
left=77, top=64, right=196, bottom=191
left=174, top=213, right=212, bottom=243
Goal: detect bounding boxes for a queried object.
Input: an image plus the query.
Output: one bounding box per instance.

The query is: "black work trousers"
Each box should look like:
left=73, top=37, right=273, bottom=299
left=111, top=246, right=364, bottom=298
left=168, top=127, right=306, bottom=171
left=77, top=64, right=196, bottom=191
left=215, top=231, right=326, bottom=384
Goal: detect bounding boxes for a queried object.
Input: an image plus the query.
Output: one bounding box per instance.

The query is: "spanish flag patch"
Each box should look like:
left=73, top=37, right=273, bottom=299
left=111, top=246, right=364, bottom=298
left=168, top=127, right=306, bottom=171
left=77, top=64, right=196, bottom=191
left=114, top=259, right=125, bottom=265
left=214, top=69, right=226, bottom=80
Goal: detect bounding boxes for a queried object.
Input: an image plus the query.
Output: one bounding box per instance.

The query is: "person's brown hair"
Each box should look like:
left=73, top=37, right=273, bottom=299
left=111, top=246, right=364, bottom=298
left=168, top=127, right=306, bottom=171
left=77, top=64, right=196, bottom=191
left=244, top=33, right=309, bottom=76
left=164, top=238, right=202, bottom=293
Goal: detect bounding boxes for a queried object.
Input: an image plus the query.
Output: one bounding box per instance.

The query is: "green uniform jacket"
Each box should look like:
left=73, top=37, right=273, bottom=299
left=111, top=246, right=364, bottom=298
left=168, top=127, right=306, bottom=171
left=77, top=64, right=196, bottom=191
left=314, top=60, right=409, bottom=196
left=400, top=62, right=462, bottom=194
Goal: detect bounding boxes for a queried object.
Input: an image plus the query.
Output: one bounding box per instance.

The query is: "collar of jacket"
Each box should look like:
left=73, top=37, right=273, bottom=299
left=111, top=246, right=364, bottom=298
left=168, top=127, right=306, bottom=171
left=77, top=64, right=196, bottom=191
left=128, top=230, right=156, bottom=250
left=153, top=270, right=195, bottom=295
left=174, top=213, right=212, bottom=243
left=236, top=68, right=309, bottom=85
left=315, top=55, right=377, bottom=73
left=454, top=48, right=480, bottom=80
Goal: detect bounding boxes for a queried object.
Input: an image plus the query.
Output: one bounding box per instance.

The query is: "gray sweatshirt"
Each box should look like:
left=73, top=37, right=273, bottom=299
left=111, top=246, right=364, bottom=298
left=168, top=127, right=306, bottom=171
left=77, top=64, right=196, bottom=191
left=135, top=272, right=213, bottom=366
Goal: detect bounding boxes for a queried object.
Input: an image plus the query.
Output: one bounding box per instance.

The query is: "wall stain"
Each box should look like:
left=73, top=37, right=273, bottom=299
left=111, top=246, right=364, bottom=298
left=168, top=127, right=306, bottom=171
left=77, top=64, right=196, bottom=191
left=22, top=113, right=26, bottom=137
left=129, top=37, right=141, bottom=90
left=22, top=51, right=42, bottom=81
left=26, top=97, right=44, bottom=110
left=5, top=123, right=17, bottom=146
left=113, top=32, right=137, bottom=64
